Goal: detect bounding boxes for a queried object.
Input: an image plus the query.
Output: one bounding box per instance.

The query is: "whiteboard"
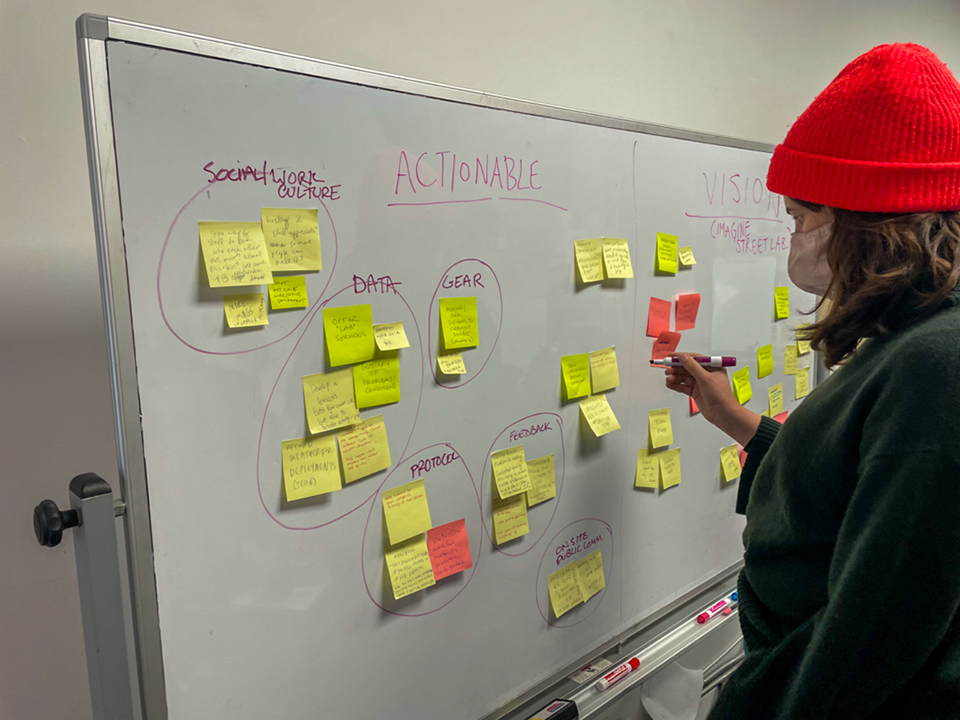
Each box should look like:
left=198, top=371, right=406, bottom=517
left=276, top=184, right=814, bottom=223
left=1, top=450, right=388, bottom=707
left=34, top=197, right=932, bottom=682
left=94, top=27, right=815, bottom=720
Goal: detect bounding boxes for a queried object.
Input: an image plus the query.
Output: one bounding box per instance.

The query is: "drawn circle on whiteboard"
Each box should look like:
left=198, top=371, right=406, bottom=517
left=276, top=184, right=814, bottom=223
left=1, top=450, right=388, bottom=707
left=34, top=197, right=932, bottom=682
left=427, top=259, right=503, bottom=388
left=155, top=180, right=339, bottom=355
left=360, top=443, right=482, bottom=616
left=255, top=283, right=425, bottom=530
left=535, top=518, right=614, bottom=628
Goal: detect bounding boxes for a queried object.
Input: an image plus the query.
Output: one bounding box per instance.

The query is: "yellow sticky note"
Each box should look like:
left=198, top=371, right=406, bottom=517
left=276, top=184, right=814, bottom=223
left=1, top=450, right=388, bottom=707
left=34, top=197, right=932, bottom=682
left=198, top=221, right=273, bottom=288
left=384, top=534, right=435, bottom=600
left=491, top=446, right=532, bottom=499
left=796, top=323, right=812, bottom=354
left=374, top=322, right=410, bottom=351
left=719, top=444, right=741, bottom=483
left=337, top=414, right=391, bottom=484
left=635, top=447, right=659, bottom=489
left=302, top=368, right=361, bottom=435
left=656, top=232, right=679, bottom=274
left=281, top=435, right=341, bottom=501
left=580, top=394, right=621, bottom=437
left=260, top=208, right=322, bottom=272
left=575, top=549, right=605, bottom=601
left=768, top=383, right=784, bottom=417
left=561, top=354, right=591, bottom=399
left=757, top=344, right=773, bottom=379
left=322, top=304, right=375, bottom=366
left=795, top=367, right=810, bottom=399
left=492, top=493, right=529, bottom=545
left=382, top=479, right=432, bottom=546
left=439, top=297, right=479, bottom=350
left=574, top=238, right=605, bottom=283
left=268, top=276, right=309, bottom=310
left=659, top=447, right=682, bottom=489
left=525, top=454, right=556, bottom=506
left=601, top=237, right=633, bottom=279
left=678, top=246, right=697, bottom=266
left=223, top=293, right=268, bottom=328
left=760, top=409, right=771, bottom=417
left=648, top=408, right=673, bottom=448
left=775, top=287, right=790, bottom=319
left=589, top=347, right=620, bottom=392
left=732, top=367, right=753, bottom=405
left=548, top=563, right=584, bottom=618
left=785, top=345, right=799, bottom=375
left=437, top=352, right=467, bottom=375
left=353, top=357, right=400, bottom=409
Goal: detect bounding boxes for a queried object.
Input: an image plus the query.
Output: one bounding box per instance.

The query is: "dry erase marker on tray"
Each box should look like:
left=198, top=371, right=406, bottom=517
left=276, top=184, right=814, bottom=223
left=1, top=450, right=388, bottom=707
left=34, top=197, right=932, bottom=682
left=594, top=657, right=640, bottom=691
left=696, top=592, right=738, bottom=624
left=525, top=698, right=578, bottom=720
left=652, top=356, right=737, bottom=368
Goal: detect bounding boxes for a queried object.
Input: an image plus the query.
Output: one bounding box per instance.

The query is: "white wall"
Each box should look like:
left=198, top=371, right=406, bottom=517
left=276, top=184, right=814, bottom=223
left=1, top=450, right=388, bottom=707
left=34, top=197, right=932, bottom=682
left=3, top=2, right=960, bottom=718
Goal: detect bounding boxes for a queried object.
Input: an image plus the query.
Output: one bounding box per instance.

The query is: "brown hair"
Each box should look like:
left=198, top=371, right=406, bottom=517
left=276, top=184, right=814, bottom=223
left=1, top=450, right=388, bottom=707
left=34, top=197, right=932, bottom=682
left=795, top=199, right=960, bottom=366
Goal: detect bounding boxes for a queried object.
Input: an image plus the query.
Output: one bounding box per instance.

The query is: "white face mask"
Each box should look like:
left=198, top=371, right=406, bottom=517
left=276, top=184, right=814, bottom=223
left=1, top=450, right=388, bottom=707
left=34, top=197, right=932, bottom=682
left=788, top=222, right=833, bottom=296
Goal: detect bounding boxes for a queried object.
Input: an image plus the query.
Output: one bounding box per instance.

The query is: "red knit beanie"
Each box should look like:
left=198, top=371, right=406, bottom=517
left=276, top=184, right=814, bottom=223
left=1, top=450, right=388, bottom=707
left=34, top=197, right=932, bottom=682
left=767, top=43, right=960, bottom=213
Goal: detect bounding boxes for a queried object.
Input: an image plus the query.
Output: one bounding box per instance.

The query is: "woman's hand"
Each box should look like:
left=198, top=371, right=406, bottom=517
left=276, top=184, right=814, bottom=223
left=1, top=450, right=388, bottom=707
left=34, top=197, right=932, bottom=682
left=664, top=352, right=762, bottom=446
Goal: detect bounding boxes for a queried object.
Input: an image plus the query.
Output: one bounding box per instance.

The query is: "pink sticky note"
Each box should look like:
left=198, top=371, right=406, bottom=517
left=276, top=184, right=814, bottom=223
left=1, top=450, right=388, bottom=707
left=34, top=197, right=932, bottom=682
left=773, top=411, right=789, bottom=424
left=690, top=396, right=700, bottom=415
left=427, top=518, right=473, bottom=581
left=738, top=445, right=747, bottom=468
left=675, top=293, right=701, bottom=331
left=651, top=330, right=682, bottom=366
left=646, top=297, right=672, bottom=338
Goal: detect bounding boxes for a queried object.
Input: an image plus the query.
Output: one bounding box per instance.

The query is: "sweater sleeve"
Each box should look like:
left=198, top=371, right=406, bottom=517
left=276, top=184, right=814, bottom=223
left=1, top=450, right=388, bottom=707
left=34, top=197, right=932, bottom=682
left=735, top=415, right=781, bottom=515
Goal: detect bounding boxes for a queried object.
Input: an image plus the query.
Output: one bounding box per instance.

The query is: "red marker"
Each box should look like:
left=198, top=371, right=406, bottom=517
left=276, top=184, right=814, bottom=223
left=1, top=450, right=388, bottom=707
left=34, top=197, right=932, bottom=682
left=594, top=657, right=640, bottom=691
left=697, top=593, right=738, bottom=624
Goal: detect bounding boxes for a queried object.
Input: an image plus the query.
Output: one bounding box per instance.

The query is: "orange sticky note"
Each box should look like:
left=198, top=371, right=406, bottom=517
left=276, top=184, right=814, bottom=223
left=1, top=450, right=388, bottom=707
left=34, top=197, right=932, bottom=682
left=675, top=293, right=701, bottom=331
left=651, top=331, right=682, bottom=366
left=647, top=297, right=672, bottom=338
left=427, top=518, right=472, bottom=581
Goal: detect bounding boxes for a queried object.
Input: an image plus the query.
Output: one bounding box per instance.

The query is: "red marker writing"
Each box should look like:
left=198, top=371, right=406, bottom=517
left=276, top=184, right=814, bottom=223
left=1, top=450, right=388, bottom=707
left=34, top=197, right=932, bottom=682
left=594, top=657, right=640, bottom=691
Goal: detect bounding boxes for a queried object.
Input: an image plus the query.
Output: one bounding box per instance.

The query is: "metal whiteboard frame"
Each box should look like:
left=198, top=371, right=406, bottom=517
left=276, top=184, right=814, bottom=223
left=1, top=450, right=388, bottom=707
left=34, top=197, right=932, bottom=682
left=77, top=13, right=775, bottom=719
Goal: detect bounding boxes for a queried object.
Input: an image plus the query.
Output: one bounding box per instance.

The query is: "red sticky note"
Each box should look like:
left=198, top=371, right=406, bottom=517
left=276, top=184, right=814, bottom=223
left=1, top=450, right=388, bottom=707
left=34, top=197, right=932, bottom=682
left=738, top=445, right=747, bottom=468
left=773, top=411, right=789, bottom=424
left=426, top=518, right=473, bottom=581
left=651, top=330, right=682, bottom=366
left=675, top=293, right=701, bottom=331
left=646, top=297, right=672, bottom=338
left=690, top=396, right=700, bottom=415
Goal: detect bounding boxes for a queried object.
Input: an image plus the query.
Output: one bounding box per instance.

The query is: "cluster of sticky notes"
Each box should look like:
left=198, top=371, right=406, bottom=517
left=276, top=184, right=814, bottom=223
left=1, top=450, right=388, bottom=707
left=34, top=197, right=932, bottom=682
left=635, top=409, right=681, bottom=490
left=560, top=347, right=621, bottom=399
left=646, top=296, right=687, bottom=366
left=489, top=449, right=556, bottom=545
left=436, top=297, right=479, bottom=376
left=547, top=550, right=605, bottom=619
left=580, top=394, right=621, bottom=437
left=574, top=237, right=634, bottom=283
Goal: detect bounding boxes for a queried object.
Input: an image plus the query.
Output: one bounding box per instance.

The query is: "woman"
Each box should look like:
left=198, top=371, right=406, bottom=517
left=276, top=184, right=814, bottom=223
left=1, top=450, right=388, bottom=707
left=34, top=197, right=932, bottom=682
left=666, top=43, right=960, bottom=718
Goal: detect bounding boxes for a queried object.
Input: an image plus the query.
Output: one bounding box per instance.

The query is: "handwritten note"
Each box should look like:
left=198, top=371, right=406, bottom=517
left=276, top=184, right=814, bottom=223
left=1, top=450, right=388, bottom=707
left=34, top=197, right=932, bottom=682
left=675, top=293, right=701, bottom=331
left=648, top=408, right=673, bottom=448
left=198, top=221, right=273, bottom=288
left=223, top=293, right=268, bottom=328
left=548, top=564, right=583, bottom=618
left=651, top=330, right=682, bottom=366
left=492, top=493, right=529, bottom=545
left=647, top=297, right=672, bottom=337
left=757, top=344, right=773, bottom=379
left=678, top=246, right=697, bottom=267
left=281, top=434, right=341, bottom=501
left=635, top=447, right=659, bottom=489
left=580, top=394, right=621, bottom=437
left=374, top=322, right=410, bottom=351
left=575, top=549, right=605, bottom=601
left=795, top=367, right=810, bottom=399
left=785, top=344, right=799, bottom=375
left=439, top=297, right=479, bottom=349
left=656, top=232, right=679, bottom=274
left=427, top=518, right=472, bottom=581
left=382, top=479, right=432, bottom=546
left=561, top=353, right=591, bottom=399
left=601, top=237, right=633, bottom=278
left=719, top=444, right=741, bottom=483
left=574, top=238, right=605, bottom=283
left=268, top=276, right=309, bottom=310
left=384, top=534, right=435, bottom=600
left=353, top=357, right=400, bottom=409
left=768, top=383, right=784, bottom=416
left=322, top=304, right=375, bottom=366
left=302, top=368, right=361, bottom=435
left=260, top=207, right=322, bottom=271
left=491, top=445, right=532, bottom=499
left=732, top=367, right=753, bottom=404
left=775, top=287, right=790, bottom=319
left=796, top=323, right=812, bottom=354
left=589, top=347, right=620, bottom=392
left=525, top=454, right=556, bottom=506
left=659, top=448, right=682, bottom=489
left=437, top=352, right=467, bottom=375
left=337, top=414, right=391, bottom=483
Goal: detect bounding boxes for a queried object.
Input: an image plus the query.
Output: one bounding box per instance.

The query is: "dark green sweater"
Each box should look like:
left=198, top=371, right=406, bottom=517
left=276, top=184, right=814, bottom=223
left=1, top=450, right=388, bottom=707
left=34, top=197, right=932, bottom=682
left=710, top=293, right=960, bottom=719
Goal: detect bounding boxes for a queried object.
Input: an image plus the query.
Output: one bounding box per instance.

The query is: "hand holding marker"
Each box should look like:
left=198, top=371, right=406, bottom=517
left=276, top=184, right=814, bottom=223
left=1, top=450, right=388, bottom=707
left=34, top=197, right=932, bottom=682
left=652, top=355, right=737, bottom=367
